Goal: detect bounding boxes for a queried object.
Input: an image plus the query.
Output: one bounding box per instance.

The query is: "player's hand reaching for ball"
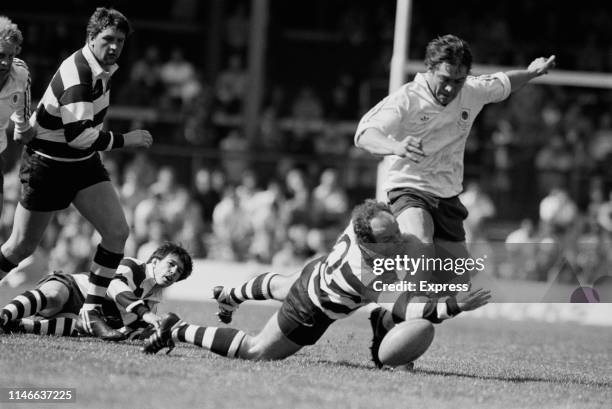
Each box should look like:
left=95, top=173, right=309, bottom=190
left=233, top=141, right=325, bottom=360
left=393, top=136, right=425, bottom=163
left=123, top=129, right=153, bottom=149
left=456, top=287, right=491, bottom=312
left=528, top=55, right=556, bottom=77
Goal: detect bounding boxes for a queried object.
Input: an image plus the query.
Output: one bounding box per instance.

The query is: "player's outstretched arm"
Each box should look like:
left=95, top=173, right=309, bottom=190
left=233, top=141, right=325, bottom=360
left=506, top=55, right=556, bottom=93
left=382, top=287, right=492, bottom=324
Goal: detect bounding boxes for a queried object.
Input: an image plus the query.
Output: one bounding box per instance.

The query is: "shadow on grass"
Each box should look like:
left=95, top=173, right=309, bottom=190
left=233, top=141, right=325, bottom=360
left=412, top=367, right=612, bottom=388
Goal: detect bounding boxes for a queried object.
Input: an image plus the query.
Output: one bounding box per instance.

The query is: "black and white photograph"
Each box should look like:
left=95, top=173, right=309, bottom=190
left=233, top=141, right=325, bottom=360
left=0, top=1, right=611, bottom=408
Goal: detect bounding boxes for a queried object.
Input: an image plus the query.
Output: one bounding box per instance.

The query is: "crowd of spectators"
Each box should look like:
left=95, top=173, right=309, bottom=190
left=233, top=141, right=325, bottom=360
left=0, top=157, right=350, bottom=282
left=2, top=1, right=612, bottom=287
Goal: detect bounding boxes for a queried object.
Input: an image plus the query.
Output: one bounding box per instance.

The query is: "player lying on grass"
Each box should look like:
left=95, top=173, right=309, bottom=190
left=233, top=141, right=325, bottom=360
left=142, top=200, right=490, bottom=366
left=0, top=242, right=192, bottom=340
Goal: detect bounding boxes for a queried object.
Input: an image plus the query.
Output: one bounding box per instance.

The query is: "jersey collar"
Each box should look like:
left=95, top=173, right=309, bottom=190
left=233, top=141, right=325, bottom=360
left=82, top=45, right=119, bottom=78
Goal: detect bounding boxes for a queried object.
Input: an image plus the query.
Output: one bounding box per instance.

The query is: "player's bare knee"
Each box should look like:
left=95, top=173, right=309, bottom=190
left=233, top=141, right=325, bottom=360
left=37, top=281, right=69, bottom=315
left=99, top=220, right=130, bottom=248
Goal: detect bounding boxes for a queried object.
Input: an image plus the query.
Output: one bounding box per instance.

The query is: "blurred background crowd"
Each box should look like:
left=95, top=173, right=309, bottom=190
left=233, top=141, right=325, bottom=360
left=2, top=0, right=612, bottom=286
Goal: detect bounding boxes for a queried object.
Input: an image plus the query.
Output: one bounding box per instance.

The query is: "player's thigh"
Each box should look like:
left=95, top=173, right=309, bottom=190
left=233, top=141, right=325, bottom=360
left=240, top=311, right=303, bottom=360
left=396, top=207, right=435, bottom=244
left=72, top=181, right=129, bottom=249
left=37, top=280, right=71, bottom=315
left=2, top=203, right=54, bottom=257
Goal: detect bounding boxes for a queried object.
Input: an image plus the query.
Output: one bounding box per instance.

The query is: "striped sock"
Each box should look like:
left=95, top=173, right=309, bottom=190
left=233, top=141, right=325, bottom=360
left=228, top=273, right=278, bottom=305
left=173, top=324, right=246, bottom=358
left=81, top=245, right=123, bottom=311
left=1, top=290, right=47, bottom=325
left=17, top=317, right=77, bottom=336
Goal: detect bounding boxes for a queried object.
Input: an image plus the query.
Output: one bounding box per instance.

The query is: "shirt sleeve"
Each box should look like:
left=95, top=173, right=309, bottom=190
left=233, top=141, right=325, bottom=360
left=106, top=264, right=149, bottom=318
left=390, top=292, right=462, bottom=324
left=10, top=59, right=32, bottom=132
left=58, top=83, right=124, bottom=151
left=466, top=72, right=511, bottom=105
left=354, top=89, right=406, bottom=144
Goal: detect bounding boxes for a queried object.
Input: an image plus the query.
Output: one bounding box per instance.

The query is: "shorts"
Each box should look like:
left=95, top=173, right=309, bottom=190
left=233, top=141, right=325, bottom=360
left=277, top=257, right=335, bottom=346
left=36, top=271, right=87, bottom=315
left=388, top=187, right=468, bottom=242
left=19, top=148, right=110, bottom=211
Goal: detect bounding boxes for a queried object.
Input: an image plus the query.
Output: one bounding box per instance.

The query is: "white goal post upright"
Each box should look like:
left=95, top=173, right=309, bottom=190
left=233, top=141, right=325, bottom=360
left=376, top=0, right=413, bottom=201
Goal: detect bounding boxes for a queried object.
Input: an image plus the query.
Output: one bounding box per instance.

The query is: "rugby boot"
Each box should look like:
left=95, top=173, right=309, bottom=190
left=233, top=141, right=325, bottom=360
left=212, top=286, right=239, bottom=324
left=142, top=312, right=183, bottom=355
left=77, top=308, right=126, bottom=341
left=369, top=306, right=391, bottom=369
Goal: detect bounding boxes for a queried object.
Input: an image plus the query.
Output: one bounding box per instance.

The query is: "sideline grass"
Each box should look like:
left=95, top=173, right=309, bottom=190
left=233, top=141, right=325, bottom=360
left=1, top=297, right=611, bottom=409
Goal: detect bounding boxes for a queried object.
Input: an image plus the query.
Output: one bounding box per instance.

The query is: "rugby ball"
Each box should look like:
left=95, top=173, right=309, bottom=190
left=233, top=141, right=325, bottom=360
left=378, top=319, right=434, bottom=367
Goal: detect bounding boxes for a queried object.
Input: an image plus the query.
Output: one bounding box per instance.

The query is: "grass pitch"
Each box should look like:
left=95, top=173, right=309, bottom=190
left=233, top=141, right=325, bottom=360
left=1, top=297, right=611, bottom=409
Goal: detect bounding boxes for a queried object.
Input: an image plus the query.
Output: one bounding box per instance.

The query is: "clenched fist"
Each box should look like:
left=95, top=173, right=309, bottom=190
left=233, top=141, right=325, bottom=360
left=123, top=129, right=153, bottom=149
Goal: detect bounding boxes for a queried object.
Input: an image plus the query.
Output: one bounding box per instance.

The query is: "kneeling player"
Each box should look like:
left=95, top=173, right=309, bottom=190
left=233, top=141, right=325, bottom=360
left=142, top=201, right=490, bottom=363
left=0, top=242, right=192, bottom=340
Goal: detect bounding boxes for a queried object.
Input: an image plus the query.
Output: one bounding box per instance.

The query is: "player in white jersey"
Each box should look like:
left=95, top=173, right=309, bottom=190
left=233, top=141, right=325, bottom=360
left=355, top=34, right=554, bottom=264
left=0, top=16, right=34, bottom=218
left=142, top=200, right=490, bottom=366
left=0, top=242, right=192, bottom=340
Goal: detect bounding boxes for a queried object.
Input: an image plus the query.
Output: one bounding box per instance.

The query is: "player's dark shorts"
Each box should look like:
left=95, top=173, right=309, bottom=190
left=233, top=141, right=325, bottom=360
left=277, top=257, right=335, bottom=346
left=19, top=148, right=110, bottom=211
left=388, top=187, right=468, bottom=242
left=36, top=271, right=86, bottom=315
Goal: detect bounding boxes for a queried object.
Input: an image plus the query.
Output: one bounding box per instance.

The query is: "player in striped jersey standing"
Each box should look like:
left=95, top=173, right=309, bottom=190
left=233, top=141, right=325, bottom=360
left=142, top=200, right=490, bottom=363
left=0, top=8, right=153, bottom=340
left=0, top=242, right=192, bottom=340
left=0, top=17, right=34, bottom=218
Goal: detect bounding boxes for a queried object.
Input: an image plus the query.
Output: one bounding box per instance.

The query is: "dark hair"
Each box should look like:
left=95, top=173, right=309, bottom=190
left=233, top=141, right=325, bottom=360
left=352, top=199, right=393, bottom=245
left=147, top=242, right=193, bottom=281
left=86, top=7, right=132, bottom=40
left=424, top=34, right=472, bottom=72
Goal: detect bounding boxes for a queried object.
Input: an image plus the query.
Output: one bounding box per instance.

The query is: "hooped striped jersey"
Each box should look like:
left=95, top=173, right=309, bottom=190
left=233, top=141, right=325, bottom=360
left=28, top=45, right=124, bottom=161
left=355, top=72, right=511, bottom=198
left=306, top=223, right=461, bottom=323
left=71, top=257, right=163, bottom=327
left=0, top=58, right=31, bottom=153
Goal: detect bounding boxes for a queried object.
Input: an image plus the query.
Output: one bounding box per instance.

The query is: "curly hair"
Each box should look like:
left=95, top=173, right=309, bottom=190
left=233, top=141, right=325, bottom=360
left=0, top=16, right=23, bottom=49
left=352, top=199, right=393, bottom=245
left=424, top=34, right=472, bottom=71
left=86, top=7, right=132, bottom=40
left=147, top=242, right=193, bottom=282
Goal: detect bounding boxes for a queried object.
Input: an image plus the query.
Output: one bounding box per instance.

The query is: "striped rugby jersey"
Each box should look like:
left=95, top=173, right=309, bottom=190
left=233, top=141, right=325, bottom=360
left=307, top=223, right=461, bottom=323
left=0, top=57, right=31, bottom=153
left=72, top=257, right=163, bottom=327
left=28, top=45, right=124, bottom=161
left=355, top=72, right=511, bottom=198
